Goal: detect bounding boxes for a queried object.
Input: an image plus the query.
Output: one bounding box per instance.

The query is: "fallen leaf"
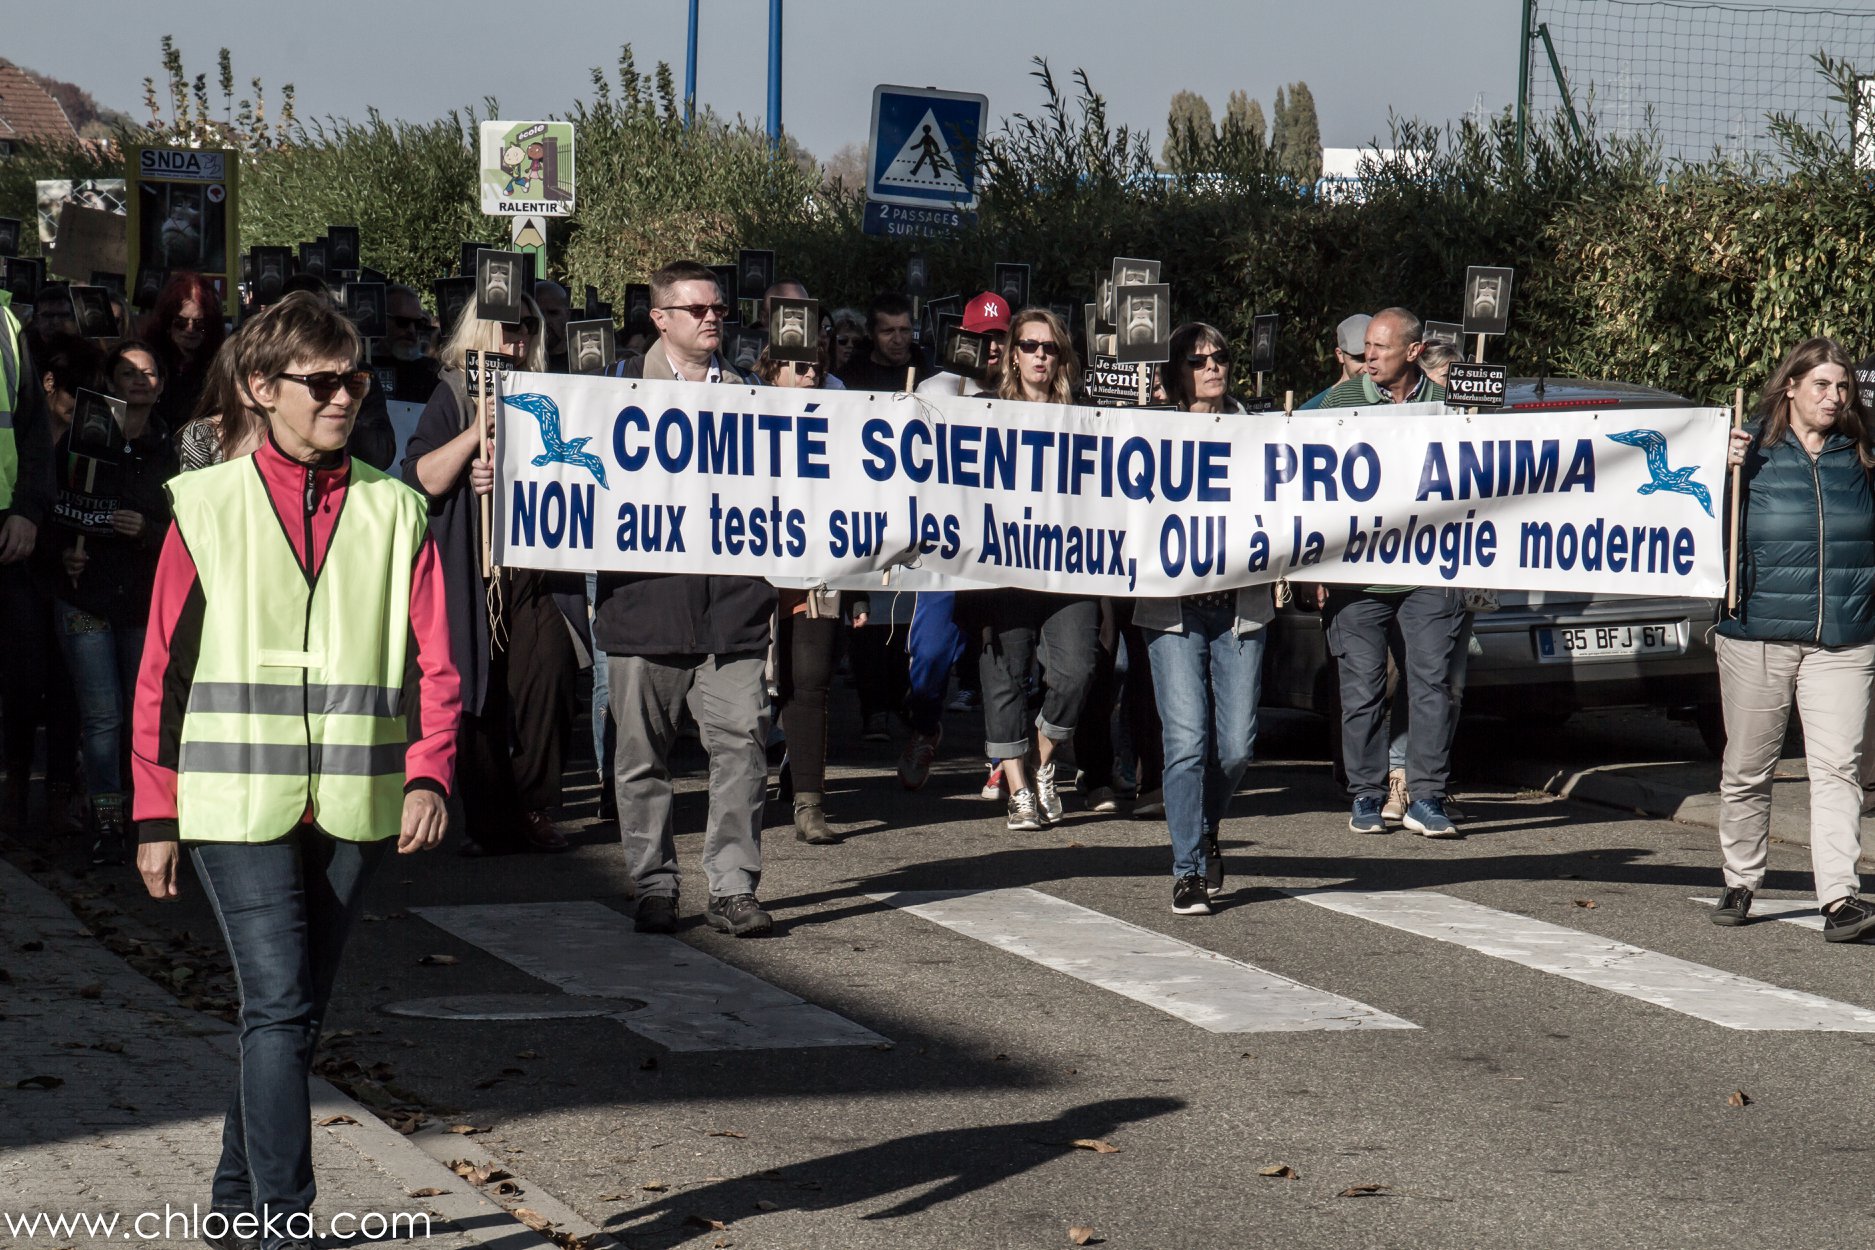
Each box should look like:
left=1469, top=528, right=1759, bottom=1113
left=872, top=1042, right=895, bottom=1051
left=91, top=1041, right=124, bottom=1054
left=684, top=1215, right=728, bottom=1231
left=19, top=940, right=44, bottom=952
left=993, top=1053, right=1011, bottom=1062
left=16, top=1075, right=63, bottom=1090
left=1258, top=1164, right=1297, bottom=1179
left=516, top=1050, right=540, bottom=1060
left=77, top=984, right=102, bottom=999
left=641, top=1180, right=670, bottom=1192
left=1069, top=1225, right=1099, bottom=1245
left=447, top=1124, right=489, bottom=1135
left=1339, top=1184, right=1389, bottom=1197
left=512, top=1208, right=554, bottom=1234
left=1070, top=1138, right=1119, bottom=1154
left=316, top=1114, right=358, bottom=1126
left=713, top=1241, right=732, bottom=1249
left=639, top=1057, right=658, bottom=1071
left=407, top=1187, right=446, bottom=1198
left=419, top=954, right=459, bottom=966
left=492, top=1180, right=522, bottom=1197
left=1728, top=1090, right=1752, bottom=1107
left=708, top=1130, right=747, bottom=1139
left=1066, top=841, right=1086, bottom=849
left=1573, top=899, right=1597, bottom=909
left=596, top=1192, right=626, bottom=1201
left=754, top=1200, right=779, bottom=1211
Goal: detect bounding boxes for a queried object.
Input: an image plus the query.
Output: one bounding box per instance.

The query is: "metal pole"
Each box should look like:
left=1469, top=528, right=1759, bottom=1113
left=1515, top=0, right=1535, bottom=165
left=1538, top=23, right=1584, bottom=142
left=684, top=0, right=699, bottom=126
left=767, top=0, right=783, bottom=150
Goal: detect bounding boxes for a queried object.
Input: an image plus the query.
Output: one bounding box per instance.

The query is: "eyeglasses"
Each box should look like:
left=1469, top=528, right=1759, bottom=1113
left=388, top=314, right=427, bottom=329
left=275, top=370, right=372, bottom=402
left=1015, top=339, right=1060, bottom=358
left=834, top=335, right=860, bottom=346
left=785, top=361, right=820, bottom=376
left=1185, top=349, right=1231, bottom=369
left=172, top=315, right=213, bottom=330
left=658, top=303, right=730, bottom=321
left=502, top=316, right=542, bottom=336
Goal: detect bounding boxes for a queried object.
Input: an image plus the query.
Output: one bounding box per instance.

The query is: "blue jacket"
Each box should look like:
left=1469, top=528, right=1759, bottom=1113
left=1719, top=422, right=1875, bottom=647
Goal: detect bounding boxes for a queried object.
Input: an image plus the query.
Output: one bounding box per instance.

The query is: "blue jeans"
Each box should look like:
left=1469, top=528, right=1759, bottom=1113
left=1146, top=601, right=1265, bottom=879
left=53, top=600, right=145, bottom=809
left=904, top=591, right=965, bottom=736
left=587, top=574, right=614, bottom=787
left=1388, top=616, right=1473, bottom=770
left=193, top=832, right=387, bottom=1246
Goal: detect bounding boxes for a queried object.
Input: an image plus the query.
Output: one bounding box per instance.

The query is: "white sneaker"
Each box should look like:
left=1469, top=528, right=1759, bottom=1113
left=981, top=762, right=1007, bottom=801
left=1007, top=788, right=1044, bottom=832
left=1085, top=785, right=1119, bottom=814
left=1035, top=761, right=1064, bottom=823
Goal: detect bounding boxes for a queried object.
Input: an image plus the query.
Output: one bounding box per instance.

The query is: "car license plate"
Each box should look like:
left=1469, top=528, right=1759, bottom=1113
left=1535, top=623, right=1682, bottom=662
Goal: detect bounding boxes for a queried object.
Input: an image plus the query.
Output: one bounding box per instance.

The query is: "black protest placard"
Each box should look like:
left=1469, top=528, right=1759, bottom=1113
left=766, top=297, right=819, bottom=364
left=994, top=262, right=1030, bottom=311
left=131, top=264, right=165, bottom=311
left=462, top=349, right=513, bottom=412
left=567, top=319, right=617, bottom=375
left=3, top=255, right=44, bottom=307
left=708, top=264, right=739, bottom=307
left=939, top=324, right=988, bottom=376
left=58, top=389, right=129, bottom=534
left=624, top=283, right=651, bottom=326
left=70, top=285, right=116, bottom=338
left=459, top=241, right=496, bottom=278
left=737, top=249, right=775, bottom=301
left=343, top=281, right=388, bottom=339
left=433, top=276, right=473, bottom=340
left=1250, top=313, right=1279, bottom=373
left=1110, top=256, right=1161, bottom=294
left=1858, top=353, right=1875, bottom=414
left=1445, top=361, right=1507, bottom=407
left=730, top=326, right=767, bottom=374
left=1462, top=266, right=1514, bottom=337
left=474, top=250, right=526, bottom=325
left=1423, top=320, right=1462, bottom=348
left=1114, top=283, right=1171, bottom=365
left=325, top=225, right=360, bottom=273
left=0, top=217, right=20, bottom=257
left=906, top=253, right=928, bottom=299
left=252, top=246, right=292, bottom=305
left=89, top=272, right=126, bottom=299
left=298, top=240, right=328, bottom=280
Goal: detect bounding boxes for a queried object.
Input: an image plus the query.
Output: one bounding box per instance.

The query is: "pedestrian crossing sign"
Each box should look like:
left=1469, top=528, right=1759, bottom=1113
left=868, top=85, right=989, bottom=211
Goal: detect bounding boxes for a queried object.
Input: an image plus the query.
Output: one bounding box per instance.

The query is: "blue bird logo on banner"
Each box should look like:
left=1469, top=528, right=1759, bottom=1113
left=503, top=392, right=608, bottom=488
left=1605, top=429, right=1712, bottom=516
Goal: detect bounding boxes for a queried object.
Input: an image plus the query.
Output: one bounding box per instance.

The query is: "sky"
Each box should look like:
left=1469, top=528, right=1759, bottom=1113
left=9, top=0, right=1531, bottom=161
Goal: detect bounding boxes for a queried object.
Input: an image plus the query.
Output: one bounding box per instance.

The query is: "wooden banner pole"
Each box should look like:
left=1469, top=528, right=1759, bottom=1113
left=1726, top=386, right=1745, bottom=613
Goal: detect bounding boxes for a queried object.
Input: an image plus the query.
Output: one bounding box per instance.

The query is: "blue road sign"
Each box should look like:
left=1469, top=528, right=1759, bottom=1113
left=867, top=85, right=989, bottom=211
left=861, top=201, right=979, bottom=238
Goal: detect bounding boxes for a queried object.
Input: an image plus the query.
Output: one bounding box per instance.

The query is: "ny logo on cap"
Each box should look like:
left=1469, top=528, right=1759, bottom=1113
left=981, top=298, right=999, bottom=318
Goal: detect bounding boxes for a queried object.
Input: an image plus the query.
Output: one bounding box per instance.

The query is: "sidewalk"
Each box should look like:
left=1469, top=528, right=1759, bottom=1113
left=0, top=854, right=560, bottom=1250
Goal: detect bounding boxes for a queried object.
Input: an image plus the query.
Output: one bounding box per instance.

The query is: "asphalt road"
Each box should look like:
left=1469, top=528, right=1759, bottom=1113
left=29, top=705, right=1871, bottom=1250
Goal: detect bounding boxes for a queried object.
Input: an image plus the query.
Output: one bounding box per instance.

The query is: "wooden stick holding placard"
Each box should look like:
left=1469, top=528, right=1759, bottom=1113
left=472, top=354, right=493, bottom=580
left=72, top=458, right=97, bottom=570
left=1255, top=371, right=1265, bottom=399
left=1284, top=389, right=1294, bottom=416
left=905, top=365, right=916, bottom=393
left=1726, top=386, right=1744, bottom=613
left=1136, top=363, right=1150, bottom=406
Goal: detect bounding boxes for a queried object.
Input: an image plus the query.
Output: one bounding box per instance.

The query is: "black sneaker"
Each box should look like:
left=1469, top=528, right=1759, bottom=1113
left=633, top=893, right=678, bottom=934
left=706, top=893, right=774, bottom=937
left=1823, top=897, right=1875, bottom=943
left=1712, top=886, right=1752, bottom=926
left=90, top=808, right=127, bottom=867
left=1203, top=836, right=1224, bottom=899
left=200, top=1211, right=260, bottom=1250
left=1172, top=874, right=1212, bottom=915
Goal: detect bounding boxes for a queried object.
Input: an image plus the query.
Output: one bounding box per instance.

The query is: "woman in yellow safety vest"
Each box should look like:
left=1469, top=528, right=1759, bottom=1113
left=129, top=292, right=461, bottom=1249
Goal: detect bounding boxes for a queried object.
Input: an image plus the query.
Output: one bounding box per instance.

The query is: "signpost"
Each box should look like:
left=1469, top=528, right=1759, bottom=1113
left=126, top=147, right=239, bottom=318
left=862, top=85, right=987, bottom=238
left=479, top=121, right=576, bottom=217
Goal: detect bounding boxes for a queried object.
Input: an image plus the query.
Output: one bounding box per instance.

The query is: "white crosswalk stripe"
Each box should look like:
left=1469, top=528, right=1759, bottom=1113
left=414, top=901, right=888, bottom=1052
left=1289, top=888, right=1875, bottom=1030
left=871, top=888, right=1417, bottom=1033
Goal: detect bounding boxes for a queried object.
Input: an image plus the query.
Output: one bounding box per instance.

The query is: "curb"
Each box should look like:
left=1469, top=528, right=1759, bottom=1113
left=1509, top=758, right=1848, bottom=853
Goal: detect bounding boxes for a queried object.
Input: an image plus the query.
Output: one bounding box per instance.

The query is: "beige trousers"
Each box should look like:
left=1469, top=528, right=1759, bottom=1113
left=1716, top=635, right=1875, bottom=907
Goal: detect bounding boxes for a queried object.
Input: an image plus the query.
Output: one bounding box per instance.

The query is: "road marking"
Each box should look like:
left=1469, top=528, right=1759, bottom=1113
left=1691, top=896, right=1825, bottom=930
left=871, top=888, right=1416, bottom=1033
left=415, top=902, right=887, bottom=1051
left=1288, top=889, right=1875, bottom=1031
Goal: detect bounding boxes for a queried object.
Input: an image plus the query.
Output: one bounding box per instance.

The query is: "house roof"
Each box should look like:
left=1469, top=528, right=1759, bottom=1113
left=0, top=60, right=80, bottom=147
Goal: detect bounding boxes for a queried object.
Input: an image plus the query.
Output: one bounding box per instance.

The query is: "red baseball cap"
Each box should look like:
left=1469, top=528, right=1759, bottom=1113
left=962, top=291, right=1012, bottom=334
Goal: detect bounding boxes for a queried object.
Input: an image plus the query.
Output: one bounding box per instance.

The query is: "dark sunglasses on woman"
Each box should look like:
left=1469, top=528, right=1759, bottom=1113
left=785, top=361, right=820, bottom=376
left=1015, top=338, right=1060, bottom=358
left=1185, top=349, right=1230, bottom=369
left=275, top=370, right=373, bottom=402
left=503, top=316, right=542, bottom=336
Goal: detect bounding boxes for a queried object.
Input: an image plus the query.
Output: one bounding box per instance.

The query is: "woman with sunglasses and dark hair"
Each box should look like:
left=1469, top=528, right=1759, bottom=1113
left=1134, top=322, right=1270, bottom=915
left=131, top=292, right=458, bottom=1250
left=41, top=339, right=178, bottom=865
left=140, top=272, right=226, bottom=433
left=405, top=295, right=579, bottom=857
left=969, top=308, right=1102, bottom=830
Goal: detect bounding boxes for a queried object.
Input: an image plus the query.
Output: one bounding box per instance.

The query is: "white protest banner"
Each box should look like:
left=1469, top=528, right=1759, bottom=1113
left=490, top=373, right=1728, bottom=598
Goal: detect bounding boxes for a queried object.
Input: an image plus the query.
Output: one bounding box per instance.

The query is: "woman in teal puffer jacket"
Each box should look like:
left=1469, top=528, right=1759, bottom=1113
left=1713, top=337, right=1875, bottom=940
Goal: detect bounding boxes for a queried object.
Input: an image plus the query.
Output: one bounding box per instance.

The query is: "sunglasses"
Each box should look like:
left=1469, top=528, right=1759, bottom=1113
left=1015, top=338, right=1060, bottom=357
left=658, top=303, right=730, bottom=321
left=834, top=335, right=860, bottom=346
left=502, top=316, right=542, bottom=336
left=388, top=314, right=427, bottom=329
left=275, top=370, right=372, bottom=402
left=784, top=360, right=821, bottom=375
left=172, top=314, right=213, bottom=330
left=1185, top=349, right=1231, bottom=369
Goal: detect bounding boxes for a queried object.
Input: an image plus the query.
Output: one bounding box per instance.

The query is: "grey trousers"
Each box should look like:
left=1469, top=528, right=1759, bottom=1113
left=610, top=651, right=771, bottom=900
left=1325, top=588, right=1468, bottom=802
left=1716, top=635, right=1873, bottom=908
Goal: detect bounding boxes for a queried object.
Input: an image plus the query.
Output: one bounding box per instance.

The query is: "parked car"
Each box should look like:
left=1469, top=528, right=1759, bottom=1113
left=1260, top=377, right=1726, bottom=756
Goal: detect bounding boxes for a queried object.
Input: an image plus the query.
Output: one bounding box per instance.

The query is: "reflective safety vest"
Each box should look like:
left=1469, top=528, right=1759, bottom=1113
left=0, top=301, right=21, bottom=511
left=168, top=455, right=429, bottom=843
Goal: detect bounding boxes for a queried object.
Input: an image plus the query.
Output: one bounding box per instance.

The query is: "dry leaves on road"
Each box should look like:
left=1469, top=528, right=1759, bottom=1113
left=640, top=1180, right=670, bottom=1192
left=77, top=983, right=101, bottom=999
left=1573, top=899, right=1597, bottom=909
left=513, top=1208, right=554, bottom=1234
left=315, top=1114, right=358, bottom=1126
left=754, top=1200, right=780, bottom=1212
left=1257, top=1164, right=1298, bottom=1179
left=1069, top=1225, right=1100, bottom=1245
left=447, top=1124, right=489, bottom=1135
left=1339, top=1184, right=1389, bottom=1197
left=407, top=1187, right=446, bottom=1198
left=683, top=1214, right=728, bottom=1231
left=445, top=1160, right=513, bottom=1188
left=1728, top=1090, right=1752, bottom=1107
left=419, top=954, right=459, bottom=966
left=708, top=1129, right=748, bottom=1139
left=16, top=1074, right=63, bottom=1090
left=1070, top=1138, right=1120, bottom=1154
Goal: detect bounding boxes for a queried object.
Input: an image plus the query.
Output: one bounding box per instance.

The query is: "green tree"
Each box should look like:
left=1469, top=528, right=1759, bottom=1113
left=1269, top=85, right=1289, bottom=172
left=1221, top=90, right=1265, bottom=150
left=1162, top=89, right=1215, bottom=171
left=1283, top=80, right=1323, bottom=182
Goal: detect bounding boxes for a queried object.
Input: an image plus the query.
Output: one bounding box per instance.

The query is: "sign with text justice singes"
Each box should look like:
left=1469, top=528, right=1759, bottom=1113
left=489, top=374, right=1729, bottom=599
